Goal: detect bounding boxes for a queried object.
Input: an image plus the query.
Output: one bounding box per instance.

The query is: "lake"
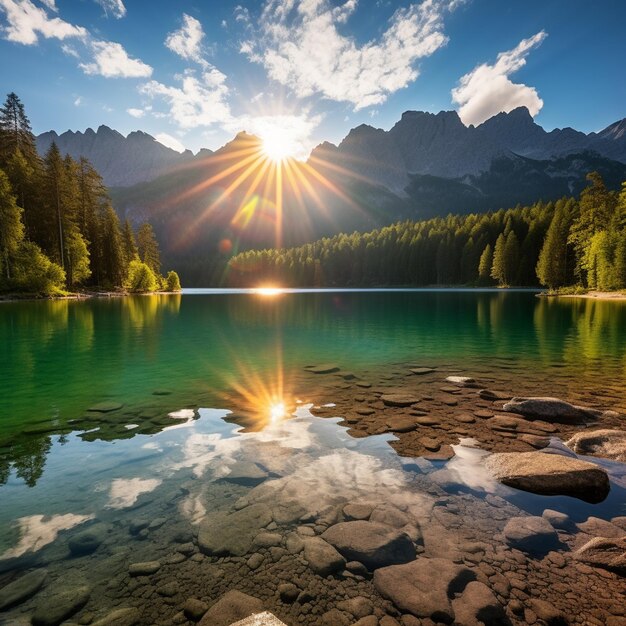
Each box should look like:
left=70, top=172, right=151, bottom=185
left=1, top=289, right=625, bottom=625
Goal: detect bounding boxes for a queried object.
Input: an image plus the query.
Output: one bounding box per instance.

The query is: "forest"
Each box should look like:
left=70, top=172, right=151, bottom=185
left=228, top=173, right=626, bottom=291
left=0, top=92, right=180, bottom=296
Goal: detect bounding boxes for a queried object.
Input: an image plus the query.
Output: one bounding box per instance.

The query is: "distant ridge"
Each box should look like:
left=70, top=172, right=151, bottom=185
left=36, top=108, right=626, bottom=191
left=310, top=107, right=626, bottom=195
left=36, top=126, right=204, bottom=187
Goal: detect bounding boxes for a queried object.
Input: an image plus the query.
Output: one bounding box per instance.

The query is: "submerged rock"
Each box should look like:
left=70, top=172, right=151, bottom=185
left=410, top=367, right=436, bottom=375
left=373, top=557, right=476, bottom=622
left=128, top=561, right=160, bottom=576
left=445, top=376, right=477, bottom=387
left=222, top=461, right=268, bottom=486
left=184, top=598, right=209, bottom=621
left=198, top=504, right=272, bottom=557
left=321, top=521, right=415, bottom=570
left=87, top=401, right=123, bottom=413
left=503, top=516, right=560, bottom=553
left=484, top=451, right=610, bottom=502
left=303, top=537, right=346, bottom=576
left=68, top=524, right=107, bottom=556
left=566, top=429, right=626, bottom=462
left=451, top=581, right=507, bottom=626
left=381, top=394, right=420, bottom=407
left=503, top=397, right=602, bottom=423
left=304, top=364, right=340, bottom=374
left=0, top=568, right=47, bottom=610
left=31, top=585, right=90, bottom=626
left=198, top=590, right=264, bottom=626
left=573, top=536, right=626, bottom=573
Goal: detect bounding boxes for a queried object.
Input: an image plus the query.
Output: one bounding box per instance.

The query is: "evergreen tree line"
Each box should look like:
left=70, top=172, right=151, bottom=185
left=0, top=92, right=181, bottom=295
left=228, top=172, right=626, bottom=291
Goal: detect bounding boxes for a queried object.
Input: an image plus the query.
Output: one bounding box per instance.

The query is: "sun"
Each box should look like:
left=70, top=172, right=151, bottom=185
left=260, top=126, right=299, bottom=162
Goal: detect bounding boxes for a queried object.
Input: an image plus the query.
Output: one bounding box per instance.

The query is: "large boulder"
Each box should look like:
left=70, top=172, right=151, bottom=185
left=451, top=581, right=507, bottom=626
left=198, top=590, right=263, bottom=626
left=566, top=429, right=626, bottom=462
left=503, top=516, right=560, bottom=553
left=321, top=521, right=415, bottom=570
left=503, top=397, right=602, bottom=423
left=0, top=568, right=47, bottom=610
left=484, top=451, right=610, bottom=503
left=31, top=585, right=91, bottom=626
left=573, top=536, right=626, bottom=573
left=303, top=537, right=346, bottom=576
left=198, top=504, right=272, bottom=556
left=373, top=557, right=476, bottom=622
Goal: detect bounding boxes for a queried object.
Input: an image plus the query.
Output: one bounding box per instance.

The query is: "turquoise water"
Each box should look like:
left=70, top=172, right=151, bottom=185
left=1, top=290, right=625, bottom=625
left=2, top=289, right=625, bottom=436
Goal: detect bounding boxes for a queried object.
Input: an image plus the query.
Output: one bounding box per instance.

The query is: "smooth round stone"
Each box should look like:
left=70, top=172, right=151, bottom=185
left=381, top=394, right=420, bottom=407
left=0, top=568, right=47, bottom=610
left=128, top=561, right=161, bottom=576
left=410, top=367, right=436, bottom=375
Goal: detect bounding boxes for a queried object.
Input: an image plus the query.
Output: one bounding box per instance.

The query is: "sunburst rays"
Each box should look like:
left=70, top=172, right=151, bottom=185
left=168, top=132, right=372, bottom=252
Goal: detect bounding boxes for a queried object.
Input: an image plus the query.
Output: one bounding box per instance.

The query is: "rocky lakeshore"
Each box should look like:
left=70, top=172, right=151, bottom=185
left=0, top=363, right=625, bottom=626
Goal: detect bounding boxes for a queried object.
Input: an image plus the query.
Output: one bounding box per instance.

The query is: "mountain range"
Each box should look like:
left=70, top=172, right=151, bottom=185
left=36, top=107, right=626, bottom=284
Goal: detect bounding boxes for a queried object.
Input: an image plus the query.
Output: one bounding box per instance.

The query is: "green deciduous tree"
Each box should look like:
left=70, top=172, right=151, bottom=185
left=125, top=259, right=158, bottom=292
left=165, top=270, right=182, bottom=291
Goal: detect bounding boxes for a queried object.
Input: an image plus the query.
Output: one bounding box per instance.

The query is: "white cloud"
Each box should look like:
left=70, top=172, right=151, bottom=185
left=0, top=0, right=87, bottom=44
left=39, top=0, right=57, bottom=12
left=94, top=0, right=126, bottom=19
left=80, top=40, right=153, bottom=78
left=165, top=13, right=207, bottom=66
left=451, top=31, right=547, bottom=126
left=74, top=96, right=83, bottom=106
left=155, top=132, right=186, bottom=153
left=139, top=68, right=231, bottom=129
left=241, top=0, right=457, bottom=110
left=127, top=107, right=145, bottom=118
left=61, top=42, right=79, bottom=57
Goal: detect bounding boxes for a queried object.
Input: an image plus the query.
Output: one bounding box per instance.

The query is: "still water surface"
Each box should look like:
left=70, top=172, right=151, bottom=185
left=0, top=290, right=625, bottom=624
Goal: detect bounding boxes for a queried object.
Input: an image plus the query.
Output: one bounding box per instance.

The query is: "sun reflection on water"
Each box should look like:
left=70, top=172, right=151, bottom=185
left=254, top=286, right=284, bottom=297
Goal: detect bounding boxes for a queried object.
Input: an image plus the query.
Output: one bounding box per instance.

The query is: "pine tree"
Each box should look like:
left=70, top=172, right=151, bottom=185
left=136, top=223, right=161, bottom=275
left=536, top=202, right=570, bottom=289
left=0, top=92, right=38, bottom=166
left=42, top=142, right=66, bottom=268
left=490, top=233, right=507, bottom=286
left=122, top=219, right=138, bottom=265
left=504, top=231, right=520, bottom=286
left=568, top=172, right=616, bottom=285
left=100, top=206, right=125, bottom=287
left=0, top=168, right=24, bottom=280
left=477, top=244, right=493, bottom=285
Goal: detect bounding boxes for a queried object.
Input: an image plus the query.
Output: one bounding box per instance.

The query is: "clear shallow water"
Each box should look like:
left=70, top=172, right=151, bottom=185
left=1, top=290, right=626, bottom=624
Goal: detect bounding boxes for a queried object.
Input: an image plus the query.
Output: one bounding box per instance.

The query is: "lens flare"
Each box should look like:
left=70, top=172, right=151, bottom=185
left=269, top=401, right=286, bottom=424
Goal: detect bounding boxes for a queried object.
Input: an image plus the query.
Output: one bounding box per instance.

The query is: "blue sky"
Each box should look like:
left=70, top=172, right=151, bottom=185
left=1, top=0, right=625, bottom=157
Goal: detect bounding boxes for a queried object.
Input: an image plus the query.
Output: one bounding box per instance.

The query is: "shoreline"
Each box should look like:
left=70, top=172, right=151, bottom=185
left=544, top=290, right=626, bottom=301
left=0, top=289, right=182, bottom=304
